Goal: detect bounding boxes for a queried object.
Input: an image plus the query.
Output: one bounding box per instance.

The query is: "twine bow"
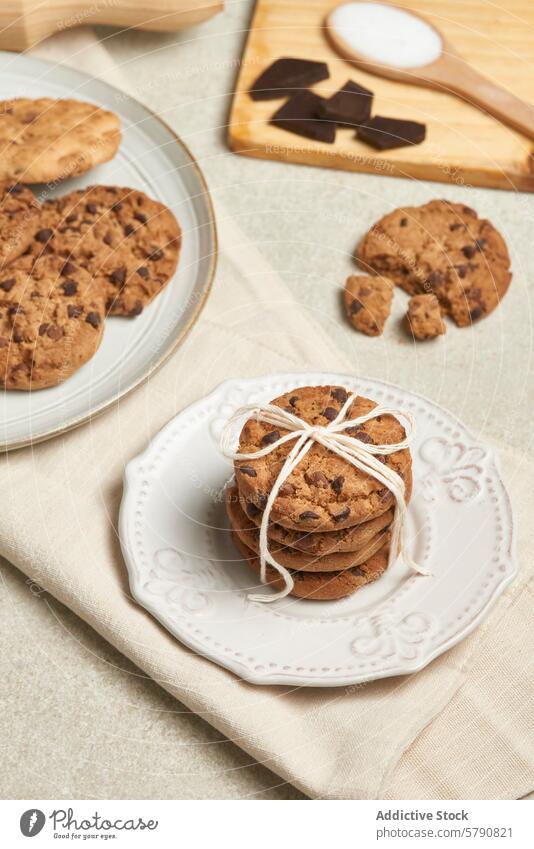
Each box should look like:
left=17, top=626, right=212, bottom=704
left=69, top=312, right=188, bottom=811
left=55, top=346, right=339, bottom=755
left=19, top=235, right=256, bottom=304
left=221, top=391, right=428, bottom=602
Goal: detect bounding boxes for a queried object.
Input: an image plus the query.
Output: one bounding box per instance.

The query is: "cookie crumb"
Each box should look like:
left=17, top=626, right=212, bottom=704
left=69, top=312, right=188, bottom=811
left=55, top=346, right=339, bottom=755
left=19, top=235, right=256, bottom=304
left=344, top=274, right=394, bottom=336
left=407, top=294, right=446, bottom=340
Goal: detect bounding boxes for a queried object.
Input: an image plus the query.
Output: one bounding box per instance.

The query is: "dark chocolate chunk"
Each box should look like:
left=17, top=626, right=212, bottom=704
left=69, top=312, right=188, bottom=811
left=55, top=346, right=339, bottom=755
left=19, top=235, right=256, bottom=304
left=61, top=280, right=77, bottom=296
left=331, top=387, right=348, bottom=404
left=239, top=465, right=257, bottom=477
left=331, top=475, right=344, bottom=495
left=149, top=248, right=164, bottom=261
left=469, top=306, right=484, bottom=321
left=86, top=202, right=98, bottom=214
left=35, top=228, right=53, bottom=243
left=136, top=266, right=149, bottom=278
left=319, top=79, right=373, bottom=126
left=322, top=406, right=338, bottom=421
left=249, top=57, right=329, bottom=101
left=279, top=483, right=296, bottom=496
left=462, top=244, right=477, bottom=259
left=247, top=502, right=261, bottom=518
left=299, top=510, right=320, bottom=521
left=333, top=507, right=350, bottom=523
left=61, top=261, right=76, bottom=276
left=357, top=116, right=426, bottom=150
left=0, top=278, right=16, bottom=292
left=110, top=267, right=126, bottom=286
left=85, top=311, right=101, bottom=329
left=67, top=305, right=83, bottom=319
left=304, top=470, right=329, bottom=487
left=134, top=211, right=147, bottom=224
left=261, top=429, right=281, bottom=446
left=270, top=91, right=336, bottom=144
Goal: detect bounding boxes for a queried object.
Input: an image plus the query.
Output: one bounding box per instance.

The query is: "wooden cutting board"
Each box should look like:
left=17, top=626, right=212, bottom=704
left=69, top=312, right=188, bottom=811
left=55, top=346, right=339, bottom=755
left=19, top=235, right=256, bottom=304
left=228, top=0, right=534, bottom=191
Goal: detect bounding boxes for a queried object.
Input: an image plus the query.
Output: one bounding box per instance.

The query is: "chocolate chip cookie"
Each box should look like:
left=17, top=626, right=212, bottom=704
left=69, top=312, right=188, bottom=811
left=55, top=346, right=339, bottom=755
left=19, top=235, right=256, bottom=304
left=344, top=274, right=394, bottom=336
left=357, top=199, right=511, bottom=327
left=226, top=483, right=390, bottom=571
left=241, top=471, right=410, bottom=555
left=0, top=182, right=39, bottom=268
left=0, top=255, right=105, bottom=390
left=29, top=186, right=182, bottom=316
left=234, top=385, right=412, bottom=532
left=406, top=294, right=446, bottom=340
left=0, top=98, right=121, bottom=184
left=233, top=531, right=390, bottom=601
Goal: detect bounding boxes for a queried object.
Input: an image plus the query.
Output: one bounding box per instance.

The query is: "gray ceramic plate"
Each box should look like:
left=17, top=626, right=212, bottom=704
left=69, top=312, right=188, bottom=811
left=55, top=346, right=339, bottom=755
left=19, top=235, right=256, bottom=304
left=0, top=51, right=217, bottom=450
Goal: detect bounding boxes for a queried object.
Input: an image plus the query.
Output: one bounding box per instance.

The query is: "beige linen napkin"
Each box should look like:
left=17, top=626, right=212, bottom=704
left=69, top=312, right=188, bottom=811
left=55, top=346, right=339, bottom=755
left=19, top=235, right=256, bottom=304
left=3, top=30, right=528, bottom=800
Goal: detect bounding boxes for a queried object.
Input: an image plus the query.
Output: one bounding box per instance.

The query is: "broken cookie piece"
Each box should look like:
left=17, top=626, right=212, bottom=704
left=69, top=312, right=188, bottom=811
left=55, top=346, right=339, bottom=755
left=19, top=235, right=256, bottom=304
left=406, top=294, right=446, bottom=340
left=344, top=274, right=394, bottom=336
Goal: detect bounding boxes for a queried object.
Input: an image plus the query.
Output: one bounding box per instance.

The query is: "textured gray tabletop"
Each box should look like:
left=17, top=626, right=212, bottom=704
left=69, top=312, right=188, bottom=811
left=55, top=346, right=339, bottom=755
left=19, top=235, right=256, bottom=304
left=1, top=0, right=533, bottom=800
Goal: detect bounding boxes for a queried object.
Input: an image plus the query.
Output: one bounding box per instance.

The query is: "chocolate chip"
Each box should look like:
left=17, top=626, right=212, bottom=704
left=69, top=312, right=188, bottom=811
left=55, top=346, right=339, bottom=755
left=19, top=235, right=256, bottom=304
left=455, top=264, right=467, bottom=279
left=129, top=301, right=143, bottom=317
left=351, top=567, right=365, bottom=577
left=331, top=475, right=344, bottom=495
left=103, top=231, right=113, bottom=246
left=257, top=494, right=268, bottom=508
left=136, top=266, right=149, bottom=278
left=331, top=387, right=348, bottom=404
left=110, top=267, right=126, bottom=286
left=333, top=507, right=350, bottom=523
left=86, top=202, right=98, bottom=214
left=289, top=395, right=299, bottom=406
left=61, top=261, right=76, bottom=276
left=47, top=325, right=63, bottom=340
left=238, top=466, right=257, bottom=477
left=350, top=428, right=373, bottom=444
left=134, top=212, right=147, bottom=224
left=85, top=311, right=101, bottom=329
left=111, top=201, right=123, bottom=212
left=400, top=217, right=408, bottom=226
left=67, top=305, right=83, bottom=319
left=475, top=238, right=487, bottom=251
left=35, top=228, right=53, bottom=243
left=449, top=222, right=463, bottom=231
left=61, top=280, right=77, bottom=296
left=469, top=306, right=484, bottom=321
left=426, top=271, right=443, bottom=288
left=304, top=470, right=329, bottom=487
left=261, top=429, right=280, bottom=446
left=351, top=299, right=363, bottom=315
left=124, top=223, right=135, bottom=236
left=322, top=406, right=338, bottom=422
left=148, top=248, right=164, bottom=261
left=279, top=483, right=295, bottom=496
left=7, top=183, right=23, bottom=194
left=38, top=323, right=49, bottom=336
left=65, top=213, right=77, bottom=224
left=462, top=244, right=477, bottom=259
left=246, top=502, right=261, bottom=518
left=0, top=278, right=15, bottom=292
left=299, top=511, right=320, bottom=521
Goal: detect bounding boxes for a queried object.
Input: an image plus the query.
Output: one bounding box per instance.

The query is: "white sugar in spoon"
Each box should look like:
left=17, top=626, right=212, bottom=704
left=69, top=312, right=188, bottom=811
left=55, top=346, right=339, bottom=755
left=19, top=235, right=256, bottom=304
left=326, top=1, right=534, bottom=140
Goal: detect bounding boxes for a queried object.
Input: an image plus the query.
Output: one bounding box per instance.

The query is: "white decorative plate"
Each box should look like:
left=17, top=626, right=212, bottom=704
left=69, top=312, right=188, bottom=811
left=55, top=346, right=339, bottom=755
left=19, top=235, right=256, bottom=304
left=0, top=51, right=216, bottom=450
left=120, top=373, right=516, bottom=687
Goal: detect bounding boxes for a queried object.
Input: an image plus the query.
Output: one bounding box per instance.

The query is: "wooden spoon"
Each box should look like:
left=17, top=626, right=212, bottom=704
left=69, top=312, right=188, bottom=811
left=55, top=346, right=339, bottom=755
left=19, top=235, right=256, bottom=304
left=326, top=1, right=534, bottom=141
left=0, top=0, right=223, bottom=52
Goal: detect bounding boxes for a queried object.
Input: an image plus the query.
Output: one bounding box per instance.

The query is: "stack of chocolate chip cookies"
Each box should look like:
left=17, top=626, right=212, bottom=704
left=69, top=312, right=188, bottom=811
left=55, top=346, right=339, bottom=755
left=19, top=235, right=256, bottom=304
left=226, top=385, right=412, bottom=601
left=0, top=97, right=182, bottom=391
